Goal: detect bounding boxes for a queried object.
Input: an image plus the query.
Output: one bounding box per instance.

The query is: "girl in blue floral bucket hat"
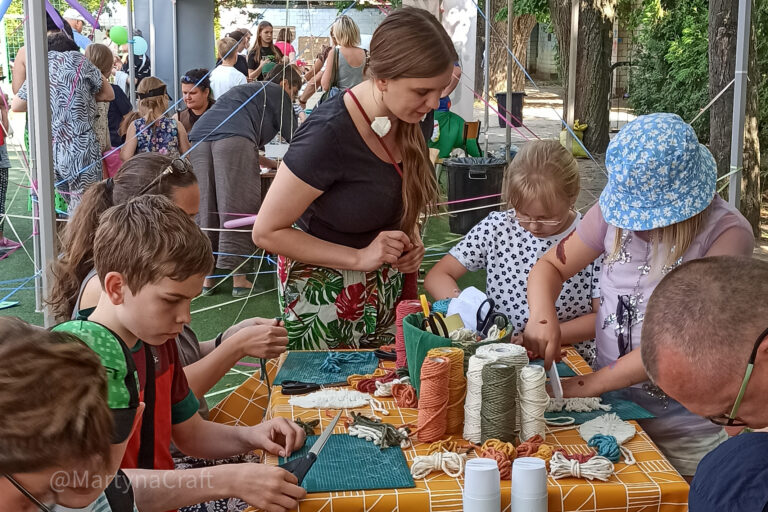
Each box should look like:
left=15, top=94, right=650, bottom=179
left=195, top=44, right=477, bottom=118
left=525, top=112, right=754, bottom=477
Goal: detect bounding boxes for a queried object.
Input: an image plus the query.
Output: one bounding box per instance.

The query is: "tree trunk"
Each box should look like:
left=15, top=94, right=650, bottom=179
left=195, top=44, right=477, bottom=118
left=709, top=0, right=761, bottom=235
left=489, top=13, right=538, bottom=93
left=548, top=0, right=614, bottom=152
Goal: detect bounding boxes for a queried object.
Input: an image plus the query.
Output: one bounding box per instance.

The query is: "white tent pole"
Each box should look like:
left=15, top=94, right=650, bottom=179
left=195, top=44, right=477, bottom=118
left=126, top=0, right=137, bottom=106
left=565, top=0, right=578, bottom=148
left=505, top=0, right=513, bottom=162
left=483, top=0, right=490, bottom=153
left=149, top=0, right=156, bottom=76
left=727, top=0, right=751, bottom=208
left=24, top=0, right=56, bottom=327
left=172, top=0, right=179, bottom=105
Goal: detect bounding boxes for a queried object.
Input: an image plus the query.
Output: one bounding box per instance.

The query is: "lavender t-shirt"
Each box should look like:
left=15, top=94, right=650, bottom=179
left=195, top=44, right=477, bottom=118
left=576, top=195, right=753, bottom=442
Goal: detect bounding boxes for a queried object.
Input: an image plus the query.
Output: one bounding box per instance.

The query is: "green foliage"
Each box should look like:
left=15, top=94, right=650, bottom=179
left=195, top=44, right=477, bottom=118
left=629, top=0, right=710, bottom=141
left=494, top=0, right=550, bottom=24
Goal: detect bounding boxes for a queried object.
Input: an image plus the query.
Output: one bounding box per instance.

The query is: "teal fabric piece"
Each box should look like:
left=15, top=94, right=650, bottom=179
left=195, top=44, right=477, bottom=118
left=273, top=351, right=379, bottom=385
left=278, top=434, right=415, bottom=493
left=530, top=359, right=577, bottom=377
left=545, top=391, right=655, bottom=424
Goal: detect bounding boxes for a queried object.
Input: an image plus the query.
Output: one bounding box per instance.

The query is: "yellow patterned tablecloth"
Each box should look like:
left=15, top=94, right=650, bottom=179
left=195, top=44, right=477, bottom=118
left=210, top=348, right=689, bottom=512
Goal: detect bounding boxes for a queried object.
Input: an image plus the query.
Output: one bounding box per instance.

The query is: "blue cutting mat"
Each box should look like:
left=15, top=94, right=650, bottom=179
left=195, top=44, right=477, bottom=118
left=545, top=391, right=655, bottom=424
left=530, top=359, right=577, bottom=377
left=278, top=434, right=415, bottom=493
left=273, top=351, right=379, bottom=385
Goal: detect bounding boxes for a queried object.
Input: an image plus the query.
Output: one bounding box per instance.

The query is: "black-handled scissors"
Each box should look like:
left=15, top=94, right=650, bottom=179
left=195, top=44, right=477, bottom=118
left=476, top=298, right=509, bottom=336
left=280, top=379, right=349, bottom=395
left=280, top=410, right=342, bottom=484
left=374, top=348, right=397, bottom=361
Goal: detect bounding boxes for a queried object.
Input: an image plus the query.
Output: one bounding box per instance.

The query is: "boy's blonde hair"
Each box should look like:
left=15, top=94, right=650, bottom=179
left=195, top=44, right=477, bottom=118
left=93, top=194, right=214, bottom=294
left=84, top=43, right=114, bottom=76
left=217, top=36, right=238, bottom=61
left=0, top=317, right=113, bottom=474
left=502, top=140, right=580, bottom=213
left=331, top=15, right=361, bottom=47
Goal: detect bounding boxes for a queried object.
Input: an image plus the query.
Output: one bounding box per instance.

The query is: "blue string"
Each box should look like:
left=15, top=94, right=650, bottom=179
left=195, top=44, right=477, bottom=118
left=319, top=352, right=372, bottom=373
left=587, top=434, right=621, bottom=462
left=0, top=272, right=41, bottom=303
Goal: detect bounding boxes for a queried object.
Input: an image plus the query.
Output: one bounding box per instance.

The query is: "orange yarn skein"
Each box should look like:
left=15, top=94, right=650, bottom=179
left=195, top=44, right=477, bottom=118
left=427, top=347, right=466, bottom=435
left=416, top=356, right=451, bottom=443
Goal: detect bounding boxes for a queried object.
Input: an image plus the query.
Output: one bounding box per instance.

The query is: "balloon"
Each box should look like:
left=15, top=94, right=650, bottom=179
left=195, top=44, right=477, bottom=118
left=132, top=36, right=148, bottom=56
left=62, top=0, right=100, bottom=28
left=0, top=0, right=13, bottom=23
left=109, top=26, right=128, bottom=45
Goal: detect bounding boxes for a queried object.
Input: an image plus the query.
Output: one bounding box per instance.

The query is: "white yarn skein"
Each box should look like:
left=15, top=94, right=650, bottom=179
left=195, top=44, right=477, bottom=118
left=549, top=452, right=614, bottom=481
left=463, top=353, right=496, bottom=443
left=476, top=343, right=529, bottom=432
left=373, top=376, right=410, bottom=397
left=289, top=388, right=389, bottom=415
left=410, top=451, right=467, bottom=479
left=547, top=397, right=613, bottom=413
left=348, top=424, right=411, bottom=448
left=519, top=365, right=549, bottom=442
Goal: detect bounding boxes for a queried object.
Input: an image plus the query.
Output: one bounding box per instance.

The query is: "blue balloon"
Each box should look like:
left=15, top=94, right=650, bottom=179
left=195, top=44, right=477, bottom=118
left=0, top=0, right=13, bottom=22
left=132, top=36, right=148, bottom=56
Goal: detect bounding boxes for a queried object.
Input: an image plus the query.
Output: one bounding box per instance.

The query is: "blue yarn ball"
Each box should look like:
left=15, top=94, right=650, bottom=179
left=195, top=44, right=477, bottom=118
left=587, top=434, right=621, bottom=463
left=432, top=299, right=452, bottom=315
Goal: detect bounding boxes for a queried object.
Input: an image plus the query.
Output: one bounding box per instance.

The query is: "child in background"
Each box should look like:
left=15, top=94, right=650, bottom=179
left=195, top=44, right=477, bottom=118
left=58, top=195, right=306, bottom=511
left=210, top=37, right=247, bottom=99
left=0, top=93, right=19, bottom=251
left=525, top=113, right=755, bottom=477
left=425, top=140, right=601, bottom=365
left=119, top=77, right=190, bottom=160
left=85, top=43, right=119, bottom=178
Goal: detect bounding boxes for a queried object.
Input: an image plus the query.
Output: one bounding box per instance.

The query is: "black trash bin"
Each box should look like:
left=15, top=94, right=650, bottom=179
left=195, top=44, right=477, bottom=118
left=443, top=157, right=507, bottom=235
left=495, top=92, right=525, bottom=127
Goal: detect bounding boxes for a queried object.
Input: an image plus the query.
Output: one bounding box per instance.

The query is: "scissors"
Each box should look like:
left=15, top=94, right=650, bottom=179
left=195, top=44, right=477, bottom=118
left=280, top=379, right=349, bottom=395
left=475, top=298, right=509, bottom=336
left=280, top=410, right=342, bottom=484
left=419, top=294, right=451, bottom=337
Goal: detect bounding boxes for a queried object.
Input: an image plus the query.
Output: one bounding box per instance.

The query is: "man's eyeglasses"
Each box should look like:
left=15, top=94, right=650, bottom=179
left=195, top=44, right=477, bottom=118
left=137, top=158, right=192, bottom=196
left=707, top=326, right=768, bottom=427
left=3, top=474, right=54, bottom=512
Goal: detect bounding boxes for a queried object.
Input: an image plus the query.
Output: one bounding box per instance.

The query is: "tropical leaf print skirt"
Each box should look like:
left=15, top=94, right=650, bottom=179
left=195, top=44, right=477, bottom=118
left=278, top=256, right=402, bottom=350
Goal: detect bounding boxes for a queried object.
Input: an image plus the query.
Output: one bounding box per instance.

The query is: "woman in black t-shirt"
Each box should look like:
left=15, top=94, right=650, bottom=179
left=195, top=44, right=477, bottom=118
left=252, top=8, right=459, bottom=350
left=247, top=21, right=284, bottom=82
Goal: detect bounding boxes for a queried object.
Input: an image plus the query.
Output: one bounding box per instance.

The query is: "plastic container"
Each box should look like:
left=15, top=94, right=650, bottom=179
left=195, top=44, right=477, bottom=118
left=511, top=457, right=548, bottom=512
left=464, top=458, right=501, bottom=512
left=443, top=157, right=506, bottom=235
left=495, top=92, right=526, bottom=127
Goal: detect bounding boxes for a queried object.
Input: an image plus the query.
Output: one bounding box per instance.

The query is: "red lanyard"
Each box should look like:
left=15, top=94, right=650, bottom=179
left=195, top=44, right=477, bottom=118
left=345, top=88, right=403, bottom=177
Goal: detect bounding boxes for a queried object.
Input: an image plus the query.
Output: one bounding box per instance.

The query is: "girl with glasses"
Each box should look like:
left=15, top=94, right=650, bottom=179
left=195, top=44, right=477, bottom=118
left=425, top=140, right=602, bottom=366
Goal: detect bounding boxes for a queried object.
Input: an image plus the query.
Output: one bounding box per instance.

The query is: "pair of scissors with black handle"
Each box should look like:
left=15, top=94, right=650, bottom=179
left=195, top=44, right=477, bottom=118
left=280, top=379, right=349, bottom=395
left=476, top=298, right=509, bottom=336
left=279, top=410, right=342, bottom=484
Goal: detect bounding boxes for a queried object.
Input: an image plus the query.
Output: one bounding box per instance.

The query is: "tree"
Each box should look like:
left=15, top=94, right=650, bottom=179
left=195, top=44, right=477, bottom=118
left=548, top=0, right=615, bottom=152
left=709, top=0, right=761, bottom=234
left=488, top=0, right=548, bottom=93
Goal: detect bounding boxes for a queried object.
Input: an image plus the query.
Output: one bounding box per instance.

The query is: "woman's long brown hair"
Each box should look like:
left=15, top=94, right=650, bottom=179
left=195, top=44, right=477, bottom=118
left=47, top=154, right=198, bottom=320
left=247, top=21, right=284, bottom=71
left=368, top=7, right=458, bottom=234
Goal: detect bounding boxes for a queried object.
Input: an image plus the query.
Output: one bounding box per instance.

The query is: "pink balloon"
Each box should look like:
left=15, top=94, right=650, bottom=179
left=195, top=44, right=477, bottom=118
left=223, top=215, right=258, bottom=229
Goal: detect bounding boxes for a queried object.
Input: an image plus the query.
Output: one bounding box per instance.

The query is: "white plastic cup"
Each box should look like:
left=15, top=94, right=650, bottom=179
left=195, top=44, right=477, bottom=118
left=510, top=457, right=548, bottom=512
left=463, top=458, right=501, bottom=511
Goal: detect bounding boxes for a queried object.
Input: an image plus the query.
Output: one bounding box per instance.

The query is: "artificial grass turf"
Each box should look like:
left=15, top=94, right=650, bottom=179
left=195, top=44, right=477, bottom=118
left=0, top=152, right=486, bottom=402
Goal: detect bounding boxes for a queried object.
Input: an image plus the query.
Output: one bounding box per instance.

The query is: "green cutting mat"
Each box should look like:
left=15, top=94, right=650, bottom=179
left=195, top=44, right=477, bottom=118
left=278, top=434, right=415, bottom=493
left=530, top=359, right=577, bottom=377
left=545, top=391, right=655, bottom=424
left=273, top=351, right=379, bottom=386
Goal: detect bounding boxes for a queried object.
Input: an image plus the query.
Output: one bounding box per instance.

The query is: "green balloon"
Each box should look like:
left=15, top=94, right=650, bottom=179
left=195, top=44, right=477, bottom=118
left=109, top=26, right=128, bottom=46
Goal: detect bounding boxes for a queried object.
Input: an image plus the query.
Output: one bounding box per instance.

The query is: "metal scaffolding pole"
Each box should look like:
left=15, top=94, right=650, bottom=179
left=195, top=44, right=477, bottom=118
left=483, top=0, right=490, bottom=154
left=728, top=0, right=752, bottom=208
left=565, top=0, right=579, bottom=148
left=505, top=0, right=513, bottom=162
left=24, top=0, right=56, bottom=326
left=172, top=0, right=180, bottom=104
left=126, top=0, right=137, bottom=106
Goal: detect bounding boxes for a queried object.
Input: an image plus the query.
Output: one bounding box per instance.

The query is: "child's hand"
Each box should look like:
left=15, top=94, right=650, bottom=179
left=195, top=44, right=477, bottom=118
left=522, top=315, right=561, bottom=368
left=250, top=417, right=306, bottom=457
left=223, top=318, right=289, bottom=359
left=225, top=463, right=306, bottom=512
left=560, top=373, right=605, bottom=398
left=355, top=230, right=411, bottom=272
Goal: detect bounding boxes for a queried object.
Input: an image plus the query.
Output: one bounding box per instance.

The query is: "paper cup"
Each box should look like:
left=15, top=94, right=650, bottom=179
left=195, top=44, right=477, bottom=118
left=511, top=457, right=547, bottom=499
left=464, top=458, right=501, bottom=500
